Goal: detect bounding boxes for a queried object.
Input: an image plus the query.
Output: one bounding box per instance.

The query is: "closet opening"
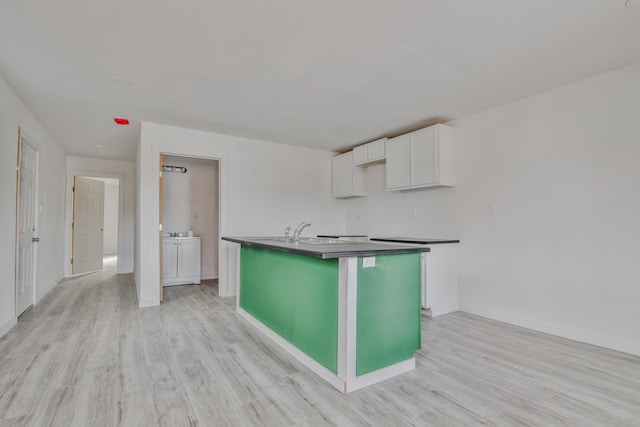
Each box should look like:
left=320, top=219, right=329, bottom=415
left=159, top=155, right=220, bottom=301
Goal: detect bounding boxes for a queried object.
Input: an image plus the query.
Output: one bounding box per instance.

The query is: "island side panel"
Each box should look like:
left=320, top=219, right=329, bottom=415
left=356, top=253, right=421, bottom=376
left=239, top=246, right=339, bottom=373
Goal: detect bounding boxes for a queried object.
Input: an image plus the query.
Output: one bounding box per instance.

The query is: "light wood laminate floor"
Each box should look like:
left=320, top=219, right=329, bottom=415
left=1, top=260, right=639, bottom=426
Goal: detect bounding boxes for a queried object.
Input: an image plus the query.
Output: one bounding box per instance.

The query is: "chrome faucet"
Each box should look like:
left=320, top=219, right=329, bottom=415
left=284, top=226, right=292, bottom=241
left=293, top=222, right=311, bottom=241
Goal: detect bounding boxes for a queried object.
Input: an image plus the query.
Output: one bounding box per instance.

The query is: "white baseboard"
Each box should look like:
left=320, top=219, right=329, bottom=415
left=201, top=273, right=218, bottom=280
left=345, top=358, right=415, bottom=393
left=36, top=274, right=64, bottom=303
left=237, top=307, right=345, bottom=391
left=237, top=307, right=417, bottom=393
left=138, top=299, right=156, bottom=308
left=430, top=304, right=460, bottom=317
left=0, top=318, right=17, bottom=338
left=460, top=304, right=640, bottom=357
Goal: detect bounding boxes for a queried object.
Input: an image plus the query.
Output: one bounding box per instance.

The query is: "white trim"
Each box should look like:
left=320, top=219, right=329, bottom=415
left=15, top=136, right=40, bottom=318
left=238, top=263, right=418, bottom=394
left=138, top=299, right=156, bottom=308
left=237, top=307, right=345, bottom=391
left=421, top=252, right=427, bottom=308
left=0, top=318, right=17, bottom=338
left=430, top=304, right=460, bottom=317
left=336, top=258, right=348, bottom=379
left=460, top=305, right=640, bottom=357
left=233, top=243, right=241, bottom=311
left=64, top=170, right=126, bottom=277
left=239, top=304, right=416, bottom=394
left=35, top=274, right=64, bottom=303
left=149, top=146, right=228, bottom=306
left=345, top=358, right=416, bottom=393
left=342, top=257, right=358, bottom=383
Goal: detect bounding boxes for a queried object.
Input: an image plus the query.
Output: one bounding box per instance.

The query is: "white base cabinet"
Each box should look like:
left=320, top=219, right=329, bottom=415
left=421, top=244, right=460, bottom=316
left=163, top=237, right=201, bottom=286
left=386, top=124, right=455, bottom=191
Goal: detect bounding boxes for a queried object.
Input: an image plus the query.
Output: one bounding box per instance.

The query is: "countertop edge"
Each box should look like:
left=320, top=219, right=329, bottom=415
left=370, top=237, right=460, bottom=245
left=222, top=236, right=430, bottom=259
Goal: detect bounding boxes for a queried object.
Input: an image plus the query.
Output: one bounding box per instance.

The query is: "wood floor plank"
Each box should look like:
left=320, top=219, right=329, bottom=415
left=0, top=258, right=639, bottom=426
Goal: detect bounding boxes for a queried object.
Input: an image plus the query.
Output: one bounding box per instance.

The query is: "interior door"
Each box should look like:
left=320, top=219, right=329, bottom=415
left=72, top=177, right=105, bottom=274
left=17, top=137, right=38, bottom=316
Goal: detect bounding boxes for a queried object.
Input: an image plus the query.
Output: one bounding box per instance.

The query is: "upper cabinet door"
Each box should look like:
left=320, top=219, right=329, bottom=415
left=409, top=127, right=438, bottom=187
left=353, top=145, right=368, bottom=165
left=385, top=124, right=455, bottom=191
left=353, top=138, right=388, bottom=166
left=385, top=134, right=411, bottom=190
left=367, top=139, right=386, bottom=162
left=332, top=151, right=365, bottom=198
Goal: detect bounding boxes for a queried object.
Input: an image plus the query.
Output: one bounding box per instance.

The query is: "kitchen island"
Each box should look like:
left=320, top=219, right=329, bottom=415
left=222, top=236, right=430, bottom=393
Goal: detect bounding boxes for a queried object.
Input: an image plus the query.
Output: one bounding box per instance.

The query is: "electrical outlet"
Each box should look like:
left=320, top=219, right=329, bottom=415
left=488, top=203, right=497, bottom=215
left=355, top=213, right=361, bottom=221
left=363, top=257, right=376, bottom=268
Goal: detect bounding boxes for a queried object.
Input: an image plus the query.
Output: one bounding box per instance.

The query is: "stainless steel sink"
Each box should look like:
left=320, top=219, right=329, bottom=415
left=297, top=237, right=349, bottom=244
left=253, top=237, right=350, bottom=245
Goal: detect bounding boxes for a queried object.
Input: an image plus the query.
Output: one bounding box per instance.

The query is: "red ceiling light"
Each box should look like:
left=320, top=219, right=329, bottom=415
left=114, top=117, right=130, bottom=125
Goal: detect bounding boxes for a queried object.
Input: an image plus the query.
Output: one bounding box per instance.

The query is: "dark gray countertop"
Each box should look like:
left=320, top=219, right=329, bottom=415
left=317, top=234, right=369, bottom=238
left=221, top=236, right=430, bottom=259
left=370, top=237, right=460, bottom=245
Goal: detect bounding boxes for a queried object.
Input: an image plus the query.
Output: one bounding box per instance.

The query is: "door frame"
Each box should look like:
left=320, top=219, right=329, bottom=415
left=154, top=147, right=226, bottom=303
left=14, top=127, right=41, bottom=318
left=64, top=171, right=125, bottom=277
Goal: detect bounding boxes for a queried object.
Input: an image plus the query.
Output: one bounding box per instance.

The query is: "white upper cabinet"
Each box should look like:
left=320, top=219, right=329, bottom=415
left=386, top=124, right=455, bottom=191
left=332, top=151, right=365, bottom=198
left=385, top=134, right=411, bottom=189
left=353, top=138, right=388, bottom=166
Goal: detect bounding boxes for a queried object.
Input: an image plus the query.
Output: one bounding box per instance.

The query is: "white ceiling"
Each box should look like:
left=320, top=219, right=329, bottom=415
left=1, top=0, right=639, bottom=161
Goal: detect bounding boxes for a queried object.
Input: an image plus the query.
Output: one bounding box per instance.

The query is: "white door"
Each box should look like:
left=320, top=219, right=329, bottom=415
left=17, top=140, right=39, bottom=316
left=72, top=177, right=105, bottom=274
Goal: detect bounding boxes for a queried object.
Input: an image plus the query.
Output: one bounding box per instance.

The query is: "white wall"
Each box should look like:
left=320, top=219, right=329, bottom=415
left=134, top=139, right=142, bottom=299
left=102, top=179, right=119, bottom=255
left=163, top=156, right=219, bottom=279
left=345, top=62, right=640, bottom=356
left=0, top=73, right=66, bottom=336
left=344, top=163, right=459, bottom=237
left=136, top=122, right=346, bottom=306
left=65, top=157, right=135, bottom=275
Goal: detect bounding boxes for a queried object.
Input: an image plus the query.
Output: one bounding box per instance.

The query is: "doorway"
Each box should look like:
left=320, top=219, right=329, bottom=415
left=16, top=131, right=39, bottom=316
left=159, top=155, right=220, bottom=300
left=70, top=176, right=120, bottom=275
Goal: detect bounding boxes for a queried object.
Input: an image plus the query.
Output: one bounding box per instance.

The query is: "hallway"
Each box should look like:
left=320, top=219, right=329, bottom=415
left=1, top=262, right=639, bottom=426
